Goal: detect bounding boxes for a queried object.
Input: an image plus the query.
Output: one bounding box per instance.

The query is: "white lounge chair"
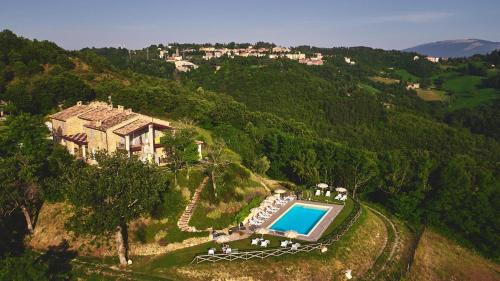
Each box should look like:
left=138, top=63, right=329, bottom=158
left=315, top=190, right=321, bottom=196
left=291, top=243, right=300, bottom=250
left=325, top=191, right=331, bottom=197
left=265, top=206, right=277, bottom=213
left=270, top=205, right=279, bottom=211
left=275, top=199, right=287, bottom=206
left=259, top=212, right=271, bottom=219
left=260, top=240, right=270, bottom=247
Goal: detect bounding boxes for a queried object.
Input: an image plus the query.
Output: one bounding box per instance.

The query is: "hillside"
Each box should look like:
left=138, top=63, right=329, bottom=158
left=410, top=229, right=500, bottom=281
left=404, top=39, right=500, bottom=57
left=1, top=30, right=499, bottom=280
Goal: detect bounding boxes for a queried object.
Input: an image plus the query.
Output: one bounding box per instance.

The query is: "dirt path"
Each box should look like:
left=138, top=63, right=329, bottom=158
left=360, top=204, right=401, bottom=281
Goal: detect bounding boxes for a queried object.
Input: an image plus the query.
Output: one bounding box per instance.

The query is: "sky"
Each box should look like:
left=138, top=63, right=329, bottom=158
left=1, top=0, right=500, bottom=50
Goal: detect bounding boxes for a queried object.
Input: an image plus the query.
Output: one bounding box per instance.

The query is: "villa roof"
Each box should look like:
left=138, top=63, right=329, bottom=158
left=62, top=133, right=88, bottom=145
left=50, top=105, right=92, bottom=121
left=84, top=112, right=137, bottom=131
left=113, top=119, right=151, bottom=136
left=78, top=107, right=122, bottom=122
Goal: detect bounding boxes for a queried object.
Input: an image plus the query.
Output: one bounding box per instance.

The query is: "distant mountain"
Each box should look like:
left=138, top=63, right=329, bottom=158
left=403, top=39, right=500, bottom=58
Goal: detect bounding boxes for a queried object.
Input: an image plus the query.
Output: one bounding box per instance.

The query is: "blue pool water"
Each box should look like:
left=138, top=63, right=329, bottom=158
left=269, top=204, right=329, bottom=235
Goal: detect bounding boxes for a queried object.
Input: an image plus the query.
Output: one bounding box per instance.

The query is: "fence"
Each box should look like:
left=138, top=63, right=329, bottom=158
left=191, top=200, right=362, bottom=264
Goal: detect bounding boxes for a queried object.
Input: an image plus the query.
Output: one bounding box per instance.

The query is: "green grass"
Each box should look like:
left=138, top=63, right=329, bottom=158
left=137, top=198, right=358, bottom=272
left=415, top=88, right=449, bottom=101
left=443, top=75, right=482, bottom=93
left=442, top=75, right=500, bottom=110
left=393, top=69, right=419, bottom=82
left=359, top=83, right=381, bottom=94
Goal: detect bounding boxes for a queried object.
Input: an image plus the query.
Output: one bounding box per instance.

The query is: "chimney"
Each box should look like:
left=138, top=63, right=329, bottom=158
left=107, top=104, right=113, bottom=110
left=77, top=101, right=82, bottom=106
left=125, top=108, right=132, bottom=115
left=118, top=105, right=124, bottom=111
left=96, top=120, right=102, bottom=127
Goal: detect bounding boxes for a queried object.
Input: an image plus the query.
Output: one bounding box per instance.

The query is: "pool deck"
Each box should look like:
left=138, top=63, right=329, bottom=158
left=260, top=200, right=344, bottom=242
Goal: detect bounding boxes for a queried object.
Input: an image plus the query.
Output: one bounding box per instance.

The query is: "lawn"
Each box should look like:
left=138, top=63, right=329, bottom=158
left=393, top=69, right=419, bottom=82
left=442, top=75, right=500, bottom=110
left=133, top=201, right=385, bottom=281
left=369, top=76, right=399, bottom=84
left=189, top=163, right=267, bottom=230
left=136, top=198, right=357, bottom=270
left=415, top=88, right=448, bottom=102
left=359, top=83, right=381, bottom=94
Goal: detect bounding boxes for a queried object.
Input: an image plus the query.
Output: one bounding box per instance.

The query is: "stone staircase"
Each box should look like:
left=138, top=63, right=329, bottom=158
left=177, top=176, right=209, bottom=232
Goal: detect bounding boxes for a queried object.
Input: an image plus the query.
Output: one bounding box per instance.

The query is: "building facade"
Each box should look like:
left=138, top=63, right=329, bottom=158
left=49, top=101, right=200, bottom=165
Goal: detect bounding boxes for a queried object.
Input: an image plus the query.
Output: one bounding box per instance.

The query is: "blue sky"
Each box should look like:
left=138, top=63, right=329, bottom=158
left=1, top=0, right=499, bottom=50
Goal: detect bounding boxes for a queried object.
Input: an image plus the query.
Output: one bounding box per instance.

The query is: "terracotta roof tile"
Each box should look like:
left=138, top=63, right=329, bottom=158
left=50, top=105, right=93, bottom=121
left=84, top=112, right=137, bottom=131
left=113, top=119, right=151, bottom=136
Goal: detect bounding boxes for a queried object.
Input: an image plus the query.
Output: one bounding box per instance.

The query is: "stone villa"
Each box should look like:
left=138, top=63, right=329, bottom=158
left=49, top=101, right=202, bottom=164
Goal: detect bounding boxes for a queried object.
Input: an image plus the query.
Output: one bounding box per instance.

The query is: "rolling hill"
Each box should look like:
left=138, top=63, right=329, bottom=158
left=404, top=39, right=500, bottom=58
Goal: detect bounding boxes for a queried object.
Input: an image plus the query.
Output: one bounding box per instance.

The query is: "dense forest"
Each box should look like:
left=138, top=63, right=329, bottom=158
left=0, top=29, right=499, bottom=274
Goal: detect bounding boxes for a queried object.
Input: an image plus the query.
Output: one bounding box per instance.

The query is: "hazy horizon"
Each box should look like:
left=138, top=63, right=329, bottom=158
left=1, top=0, right=499, bottom=50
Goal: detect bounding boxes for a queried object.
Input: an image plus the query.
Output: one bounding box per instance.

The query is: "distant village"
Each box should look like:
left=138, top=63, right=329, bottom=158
left=154, top=44, right=443, bottom=74
left=158, top=45, right=325, bottom=72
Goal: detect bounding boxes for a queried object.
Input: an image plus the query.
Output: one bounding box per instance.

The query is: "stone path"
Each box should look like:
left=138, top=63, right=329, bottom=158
left=177, top=176, right=209, bottom=232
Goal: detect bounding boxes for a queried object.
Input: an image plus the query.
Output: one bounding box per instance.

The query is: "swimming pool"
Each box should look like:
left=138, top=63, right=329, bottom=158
left=268, top=203, right=331, bottom=235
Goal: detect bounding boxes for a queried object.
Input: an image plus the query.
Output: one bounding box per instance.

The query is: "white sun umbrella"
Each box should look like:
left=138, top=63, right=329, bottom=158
left=335, top=187, right=348, bottom=193
left=274, top=189, right=287, bottom=194
left=215, top=235, right=231, bottom=244
left=317, top=183, right=329, bottom=189
left=285, top=230, right=299, bottom=239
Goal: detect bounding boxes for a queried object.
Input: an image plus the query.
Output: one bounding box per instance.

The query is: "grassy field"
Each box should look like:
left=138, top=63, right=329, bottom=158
left=370, top=76, right=400, bottom=84
left=442, top=75, right=499, bottom=110
left=415, top=88, right=449, bottom=102
left=359, top=83, right=381, bottom=94
left=409, top=229, right=500, bottom=281
left=393, top=69, right=419, bottom=82
left=133, top=202, right=388, bottom=281
left=189, top=164, right=267, bottom=230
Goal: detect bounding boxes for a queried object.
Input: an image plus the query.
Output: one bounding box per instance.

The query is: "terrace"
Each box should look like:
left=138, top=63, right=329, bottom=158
left=186, top=184, right=358, bottom=263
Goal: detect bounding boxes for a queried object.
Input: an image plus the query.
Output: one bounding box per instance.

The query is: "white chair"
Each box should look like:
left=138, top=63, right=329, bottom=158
left=280, top=241, right=289, bottom=247
left=226, top=248, right=232, bottom=254
left=275, top=199, right=286, bottom=206
left=291, top=243, right=300, bottom=250
left=260, top=240, right=270, bottom=247
left=335, top=194, right=342, bottom=200
left=208, top=248, right=215, bottom=255
left=315, top=190, right=321, bottom=196
left=259, top=212, right=271, bottom=219
left=325, top=191, right=331, bottom=197
left=265, top=206, right=277, bottom=213
left=251, top=238, right=260, bottom=245
left=341, top=195, right=347, bottom=201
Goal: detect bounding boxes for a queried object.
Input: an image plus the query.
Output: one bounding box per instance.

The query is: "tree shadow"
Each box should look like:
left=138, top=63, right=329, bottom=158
left=40, top=239, right=78, bottom=279
left=0, top=211, right=29, bottom=256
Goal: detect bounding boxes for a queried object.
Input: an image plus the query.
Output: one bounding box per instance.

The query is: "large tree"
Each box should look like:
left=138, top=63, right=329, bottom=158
left=160, top=127, right=200, bottom=186
left=206, top=139, right=232, bottom=198
left=0, top=114, right=52, bottom=234
left=62, top=152, right=167, bottom=265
